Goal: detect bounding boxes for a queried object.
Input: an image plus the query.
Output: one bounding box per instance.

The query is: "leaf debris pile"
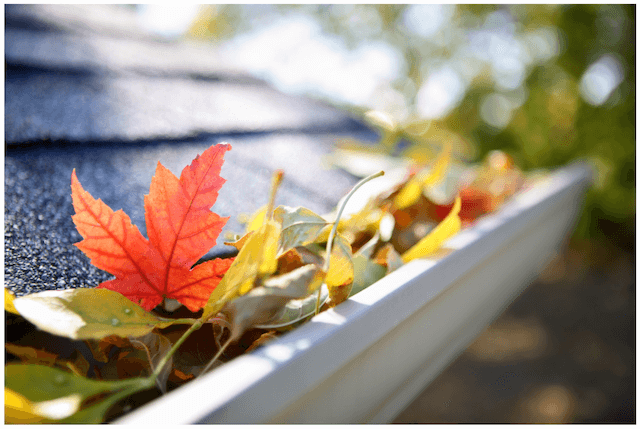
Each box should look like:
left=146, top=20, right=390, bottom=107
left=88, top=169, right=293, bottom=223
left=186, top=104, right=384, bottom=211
left=5, top=130, right=525, bottom=423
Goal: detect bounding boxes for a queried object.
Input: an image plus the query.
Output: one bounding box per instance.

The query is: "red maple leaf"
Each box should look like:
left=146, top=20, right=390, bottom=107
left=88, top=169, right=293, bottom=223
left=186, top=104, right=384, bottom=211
left=71, top=144, right=234, bottom=311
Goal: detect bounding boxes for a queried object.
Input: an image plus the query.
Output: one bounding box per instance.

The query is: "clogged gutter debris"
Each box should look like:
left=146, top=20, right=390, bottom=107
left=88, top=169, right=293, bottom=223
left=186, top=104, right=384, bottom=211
left=5, top=113, right=526, bottom=423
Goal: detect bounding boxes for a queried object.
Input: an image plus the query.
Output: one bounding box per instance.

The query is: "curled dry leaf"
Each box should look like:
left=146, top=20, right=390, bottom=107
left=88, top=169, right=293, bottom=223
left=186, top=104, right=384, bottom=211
left=273, top=205, right=332, bottom=253
left=223, top=264, right=325, bottom=341
left=255, top=284, right=329, bottom=330
left=355, top=231, right=380, bottom=259
left=276, top=248, right=306, bottom=274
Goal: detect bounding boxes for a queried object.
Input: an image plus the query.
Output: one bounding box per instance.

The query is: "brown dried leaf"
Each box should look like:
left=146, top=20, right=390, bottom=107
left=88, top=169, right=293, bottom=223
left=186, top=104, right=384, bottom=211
left=245, top=331, right=279, bottom=353
left=5, top=344, right=59, bottom=367
left=374, top=243, right=404, bottom=273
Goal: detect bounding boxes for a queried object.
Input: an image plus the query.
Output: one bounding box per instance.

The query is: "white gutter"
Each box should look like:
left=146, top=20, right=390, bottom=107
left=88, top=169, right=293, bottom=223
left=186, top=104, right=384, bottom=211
left=116, top=161, right=592, bottom=424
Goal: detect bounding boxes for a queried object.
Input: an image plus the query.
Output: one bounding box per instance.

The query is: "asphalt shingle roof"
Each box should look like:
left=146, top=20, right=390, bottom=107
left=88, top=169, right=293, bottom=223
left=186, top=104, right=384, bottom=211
left=5, top=4, right=374, bottom=296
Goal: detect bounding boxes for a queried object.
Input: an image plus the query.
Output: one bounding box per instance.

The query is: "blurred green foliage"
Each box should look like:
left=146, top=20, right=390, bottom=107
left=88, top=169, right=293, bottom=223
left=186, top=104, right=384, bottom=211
left=187, top=5, right=634, bottom=250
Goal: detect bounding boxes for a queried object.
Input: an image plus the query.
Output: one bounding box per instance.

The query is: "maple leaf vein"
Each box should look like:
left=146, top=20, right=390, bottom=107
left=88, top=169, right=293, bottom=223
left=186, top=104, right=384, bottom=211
left=74, top=178, right=161, bottom=295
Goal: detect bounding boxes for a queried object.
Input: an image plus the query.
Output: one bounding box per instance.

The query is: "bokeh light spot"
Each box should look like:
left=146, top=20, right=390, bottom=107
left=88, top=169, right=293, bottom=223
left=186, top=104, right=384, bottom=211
left=579, top=54, right=624, bottom=106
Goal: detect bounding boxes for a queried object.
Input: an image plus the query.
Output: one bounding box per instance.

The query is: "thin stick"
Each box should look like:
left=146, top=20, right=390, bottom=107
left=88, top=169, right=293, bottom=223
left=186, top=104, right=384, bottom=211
left=200, top=336, right=233, bottom=377
left=209, top=318, right=231, bottom=351
left=130, top=339, right=155, bottom=373
left=315, top=170, right=385, bottom=315
left=132, top=338, right=167, bottom=392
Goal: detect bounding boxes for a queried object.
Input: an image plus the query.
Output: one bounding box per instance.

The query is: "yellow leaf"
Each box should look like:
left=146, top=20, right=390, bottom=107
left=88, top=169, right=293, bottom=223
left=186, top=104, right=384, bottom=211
left=5, top=388, right=44, bottom=424
left=5, top=387, right=82, bottom=423
left=245, top=205, right=267, bottom=233
left=224, top=230, right=254, bottom=251
left=325, top=234, right=354, bottom=307
left=337, top=202, right=386, bottom=242
left=393, top=179, right=422, bottom=210
left=202, top=219, right=281, bottom=321
left=394, top=142, right=452, bottom=209
left=401, top=196, right=462, bottom=263
left=420, top=141, right=452, bottom=188
left=203, top=170, right=285, bottom=322
left=325, top=234, right=354, bottom=289
left=5, top=288, right=20, bottom=315
left=258, top=220, right=280, bottom=277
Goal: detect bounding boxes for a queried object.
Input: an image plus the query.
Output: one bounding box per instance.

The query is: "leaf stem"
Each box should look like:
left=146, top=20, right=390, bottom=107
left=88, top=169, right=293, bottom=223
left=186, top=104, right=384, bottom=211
left=266, top=170, right=284, bottom=221
left=315, top=170, right=385, bottom=315
left=150, top=320, right=203, bottom=382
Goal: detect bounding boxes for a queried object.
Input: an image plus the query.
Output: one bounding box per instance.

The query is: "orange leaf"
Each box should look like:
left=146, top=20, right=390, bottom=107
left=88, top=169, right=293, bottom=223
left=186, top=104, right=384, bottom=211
left=71, top=144, right=233, bottom=312
left=167, top=257, right=235, bottom=312
left=145, top=144, right=230, bottom=271
left=71, top=171, right=165, bottom=311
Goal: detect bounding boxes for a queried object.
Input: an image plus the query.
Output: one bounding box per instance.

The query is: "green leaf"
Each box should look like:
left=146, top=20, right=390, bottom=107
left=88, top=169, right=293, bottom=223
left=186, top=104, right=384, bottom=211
left=5, top=364, right=151, bottom=423
left=12, top=288, right=197, bottom=340
left=348, top=254, right=387, bottom=298
left=273, top=205, right=332, bottom=253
